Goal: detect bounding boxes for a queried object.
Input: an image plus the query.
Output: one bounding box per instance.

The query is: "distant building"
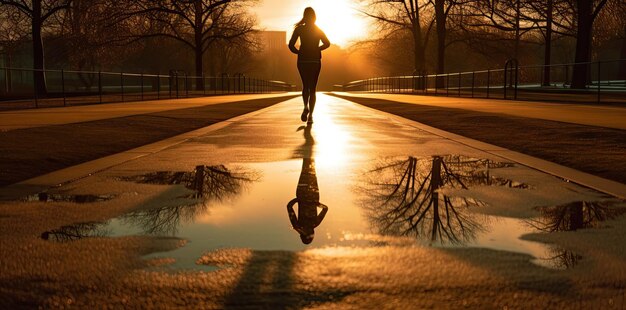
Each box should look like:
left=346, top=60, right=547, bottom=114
left=254, top=31, right=292, bottom=81
left=257, top=31, right=286, bottom=52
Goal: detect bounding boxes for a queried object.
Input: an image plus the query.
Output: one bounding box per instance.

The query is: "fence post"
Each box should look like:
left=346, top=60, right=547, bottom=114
left=120, top=71, right=124, bottom=102
left=185, top=73, right=189, bottom=97
left=61, top=69, right=66, bottom=106
left=33, top=69, right=38, bottom=108
left=446, top=74, right=450, bottom=97
left=98, top=71, right=102, bottom=104
left=513, top=60, right=518, bottom=100
left=203, top=74, right=206, bottom=96
left=435, top=74, right=438, bottom=95
left=504, top=63, right=508, bottom=99
left=486, top=69, right=490, bottom=98
left=458, top=73, right=461, bottom=97
left=157, top=71, right=160, bottom=100
left=471, top=71, right=475, bottom=98
left=3, top=68, right=7, bottom=95
left=597, top=61, right=601, bottom=104
left=140, top=72, right=144, bottom=101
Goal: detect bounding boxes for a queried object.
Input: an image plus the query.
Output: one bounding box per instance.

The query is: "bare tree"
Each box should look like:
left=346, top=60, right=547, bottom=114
left=569, top=0, right=610, bottom=89
left=0, top=5, right=28, bottom=67
left=523, top=0, right=575, bottom=86
left=129, top=0, right=256, bottom=90
left=0, top=0, right=72, bottom=95
left=52, top=0, right=139, bottom=88
left=363, top=0, right=434, bottom=76
left=0, top=5, right=29, bottom=94
left=466, top=0, right=546, bottom=62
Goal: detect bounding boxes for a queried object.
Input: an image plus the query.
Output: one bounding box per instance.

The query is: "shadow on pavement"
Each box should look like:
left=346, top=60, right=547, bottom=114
left=222, top=251, right=352, bottom=309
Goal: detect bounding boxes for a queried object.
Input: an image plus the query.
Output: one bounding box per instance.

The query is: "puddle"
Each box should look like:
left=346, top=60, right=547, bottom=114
left=25, top=193, right=115, bottom=203
left=355, top=155, right=530, bottom=244
left=354, top=155, right=625, bottom=269
left=41, top=156, right=625, bottom=271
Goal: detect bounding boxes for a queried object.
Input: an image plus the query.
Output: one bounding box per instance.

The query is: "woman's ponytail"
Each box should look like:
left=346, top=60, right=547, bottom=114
left=294, top=18, right=306, bottom=28
left=294, top=7, right=316, bottom=28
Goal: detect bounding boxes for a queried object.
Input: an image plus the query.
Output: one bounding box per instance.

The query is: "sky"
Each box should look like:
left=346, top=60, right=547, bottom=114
left=252, top=0, right=371, bottom=48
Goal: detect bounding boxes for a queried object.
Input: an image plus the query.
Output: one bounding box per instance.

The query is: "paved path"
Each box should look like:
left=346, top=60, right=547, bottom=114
left=0, top=93, right=297, bottom=131
left=1, top=94, right=625, bottom=308
left=334, top=92, right=626, bottom=130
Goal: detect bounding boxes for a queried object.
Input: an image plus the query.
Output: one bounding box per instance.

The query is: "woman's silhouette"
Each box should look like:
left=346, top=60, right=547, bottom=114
left=289, top=7, right=331, bottom=123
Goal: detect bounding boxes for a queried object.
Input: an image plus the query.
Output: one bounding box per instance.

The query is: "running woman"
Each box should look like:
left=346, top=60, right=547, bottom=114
left=288, top=7, right=330, bottom=123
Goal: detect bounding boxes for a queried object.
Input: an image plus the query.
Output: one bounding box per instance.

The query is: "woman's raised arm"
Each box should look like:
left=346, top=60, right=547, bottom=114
left=319, top=30, right=330, bottom=51
left=288, top=28, right=300, bottom=54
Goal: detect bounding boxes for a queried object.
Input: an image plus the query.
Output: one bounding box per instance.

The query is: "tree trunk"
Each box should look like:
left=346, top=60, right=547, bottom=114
left=194, top=0, right=204, bottom=91
left=568, top=202, right=584, bottom=230
left=411, top=6, right=425, bottom=74
left=430, top=157, right=442, bottom=241
left=195, top=44, right=204, bottom=91
left=435, top=0, right=446, bottom=88
left=618, top=24, right=626, bottom=80
left=571, top=0, right=593, bottom=89
left=517, top=1, right=521, bottom=58
left=32, top=0, right=47, bottom=96
left=412, top=21, right=426, bottom=92
left=542, top=0, right=553, bottom=86
left=3, top=52, right=12, bottom=94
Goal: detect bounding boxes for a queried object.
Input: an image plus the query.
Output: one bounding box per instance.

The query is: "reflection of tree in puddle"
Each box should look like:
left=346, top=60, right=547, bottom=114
left=41, top=165, right=258, bottom=240
left=439, top=155, right=529, bottom=189
left=356, top=155, right=522, bottom=244
left=123, top=165, right=259, bottom=201
left=25, top=193, right=115, bottom=203
left=528, top=200, right=626, bottom=269
left=538, top=247, right=583, bottom=270
left=529, top=200, right=626, bottom=232
left=120, top=165, right=259, bottom=235
left=41, top=222, right=108, bottom=242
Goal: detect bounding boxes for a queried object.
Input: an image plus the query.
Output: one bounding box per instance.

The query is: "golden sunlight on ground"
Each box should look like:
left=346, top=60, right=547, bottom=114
left=256, top=0, right=370, bottom=47
left=310, top=96, right=353, bottom=170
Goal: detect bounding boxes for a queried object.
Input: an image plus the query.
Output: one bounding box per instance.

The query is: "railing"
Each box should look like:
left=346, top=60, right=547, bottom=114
left=340, top=59, right=626, bottom=104
left=0, top=67, right=296, bottom=110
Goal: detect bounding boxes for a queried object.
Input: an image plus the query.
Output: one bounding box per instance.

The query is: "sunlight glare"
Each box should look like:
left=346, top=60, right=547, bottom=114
left=295, top=0, right=368, bottom=47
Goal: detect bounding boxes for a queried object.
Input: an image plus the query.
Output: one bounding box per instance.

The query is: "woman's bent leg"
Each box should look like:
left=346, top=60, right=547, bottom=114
left=307, top=63, right=322, bottom=118
left=297, top=63, right=311, bottom=108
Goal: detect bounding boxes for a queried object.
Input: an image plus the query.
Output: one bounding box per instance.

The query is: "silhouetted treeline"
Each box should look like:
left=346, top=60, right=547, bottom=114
left=0, top=0, right=260, bottom=95
left=360, top=0, right=625, bottom=89
left=1, top=1, right=623, bottom=94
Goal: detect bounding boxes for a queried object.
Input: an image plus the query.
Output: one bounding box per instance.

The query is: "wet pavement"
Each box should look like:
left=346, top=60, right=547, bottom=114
left=1, top=94, right=626, bottom=308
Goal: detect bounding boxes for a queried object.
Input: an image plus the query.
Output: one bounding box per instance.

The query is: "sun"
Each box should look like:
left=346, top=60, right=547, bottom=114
left=296, top=0, right=369, bottom=47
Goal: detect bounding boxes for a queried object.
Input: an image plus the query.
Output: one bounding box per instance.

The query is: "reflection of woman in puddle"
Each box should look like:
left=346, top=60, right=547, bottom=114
left=287, top=123, right=328, bottom=244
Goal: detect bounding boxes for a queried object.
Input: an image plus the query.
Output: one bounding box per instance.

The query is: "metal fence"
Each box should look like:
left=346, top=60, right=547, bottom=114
left=340, top=59, right=626, bottom=104
left=0, top=67, right=295, bottom=110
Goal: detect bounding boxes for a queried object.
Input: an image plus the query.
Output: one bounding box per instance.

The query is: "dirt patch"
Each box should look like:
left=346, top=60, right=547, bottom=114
left=0, top=95, right=297, bottom=186
left=331, top=94, right=626, bottom=184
